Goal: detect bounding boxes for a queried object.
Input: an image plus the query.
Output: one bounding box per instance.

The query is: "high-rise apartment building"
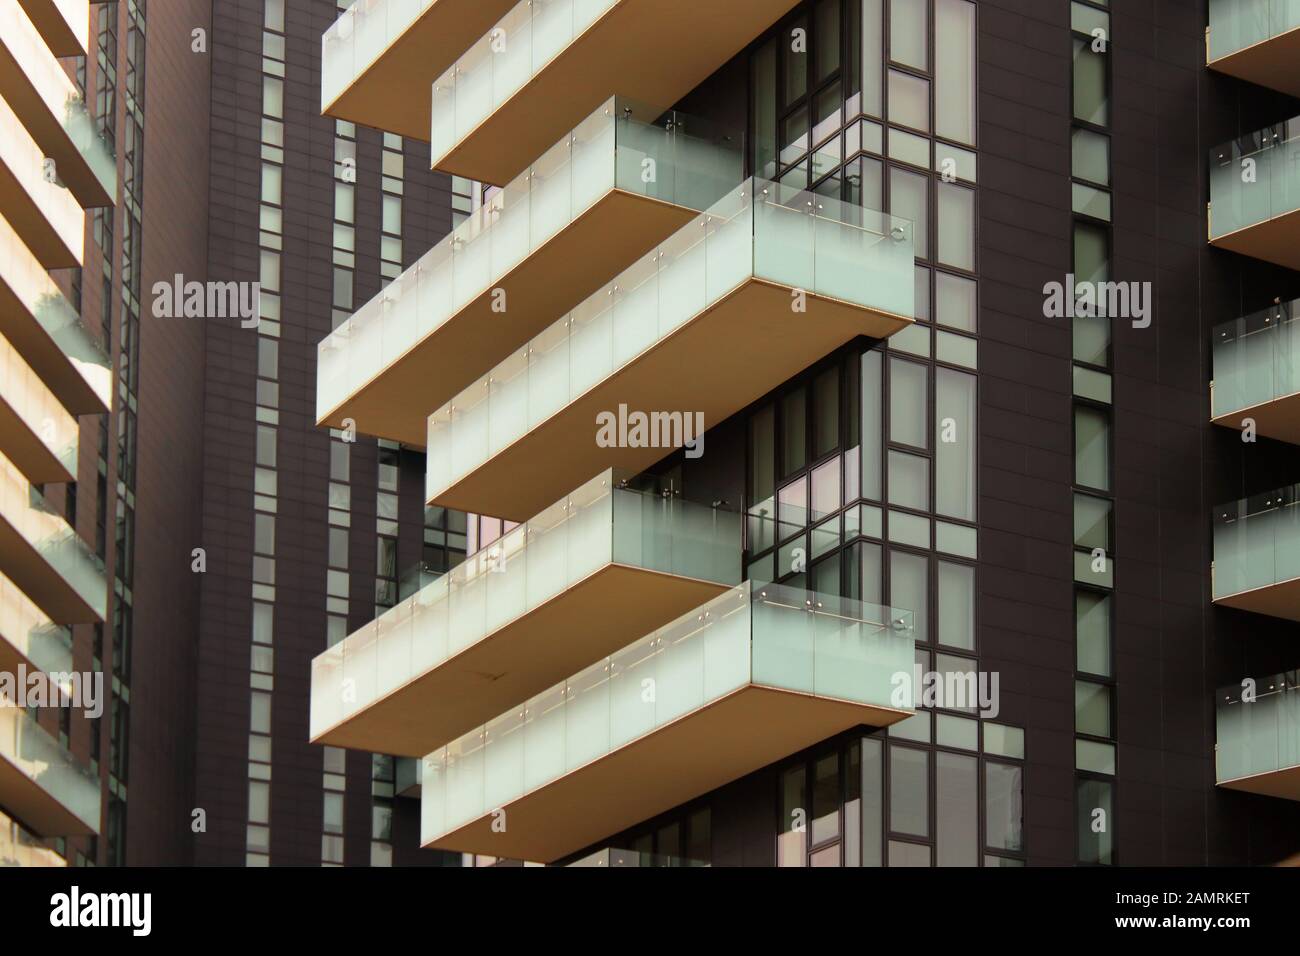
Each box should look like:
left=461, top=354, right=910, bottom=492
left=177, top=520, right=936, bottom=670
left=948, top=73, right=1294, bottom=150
left=3, top=0, right=1299, bottom=872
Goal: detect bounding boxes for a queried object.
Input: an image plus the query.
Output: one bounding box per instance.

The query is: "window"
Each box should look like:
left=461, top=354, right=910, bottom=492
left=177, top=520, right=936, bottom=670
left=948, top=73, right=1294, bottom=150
left=889, top=746, right=929, bottom=837
left=937, top=561, right=974, bottom=649
left=1077, top=778, right=1114, bottom=864
left=1075, top=680, right=1111, bottom=737
left=889, top=356, right=928, bottom=448
left=890, top=167, right=929, bottom=257
left=1076, top=590, right=1112, bottom=676
left=1072, top=38, right=1108, bottom=126
left=890, top=0, right=928, bottom=69
left=936, top=752, right=978, bottom=866
left=937, top=182, right=974, bottom=270
left=935, top=0, right=976, bottom=144
left=1074, top=405, right=1110, bottom=491
left=935, top=368, right=975, bottom=519
left=1072, top=128, right=1109, bottom=186
left=985, top=760, right=1023, bottom=851
left=890, top=549, right=929, bottom=643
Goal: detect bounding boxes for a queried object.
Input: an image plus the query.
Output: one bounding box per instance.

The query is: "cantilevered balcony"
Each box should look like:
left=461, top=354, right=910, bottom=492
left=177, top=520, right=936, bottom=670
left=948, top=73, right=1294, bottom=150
left=19, top=0, right=88, bottom=57
left=1216, top=671, right=1300, bottom=801
left=567, top=847, right=708, bottom=867
left=321, top=0, right=517, bottom=139
left=0, top=706, right=99, bottom=836
left=0, top=1, right=115, bottom=208
left=0, top=96, right=84, bottom=269
left=1209, top=119, right=1300, bottom=269
left=1213, top=488, right=1300, bottom=620
left=0, top=214, right=110, bottom=414
left=430, top=0, right=798, bottom=184
left=0, top=331, right=78, bottom=484
left=0, top=569, right=72, bottom=678
left=419, top=582, right=915, bottom=862
left=1207, top=0, right=1300, bottom=97
left=1211, top=302, right=1300, bottom=442
left=425, top=179, right=914, bottom=521
left=0, top=807, right=67, bottom=866
left=0, top=450, right=105, bottom=624
left=311, top=469, right=740, bottom=757
left=317, top=97, right=741, bottom=445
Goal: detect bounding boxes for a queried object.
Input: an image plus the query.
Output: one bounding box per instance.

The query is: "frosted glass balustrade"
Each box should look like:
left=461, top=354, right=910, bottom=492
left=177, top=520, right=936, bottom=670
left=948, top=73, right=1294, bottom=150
left=1208, top=0, right=1300, bottom=62
left=309, top=469, right=741, bottom=739
left=420, top=581, right=916, bottom=844
left=316, top=95, right=741, bottom=422
left=1212, top=302, right=1300, bottom=417
left=0, top=450, right=105, bottom=620
left=1213, top=489, right=1300, bottom=598
left=430, top=0, right=619, bottom=165
left=321, top=0, right=437, bottom=109
left=1209, top=118, right=1300, bottom=239
left=1216, top=671, right=1300, bottom=783
left=0, top=570, right=72, bottom=675
left=0, top=705, right=100, bottom=833
left=426, top=178, right=914, bottom=502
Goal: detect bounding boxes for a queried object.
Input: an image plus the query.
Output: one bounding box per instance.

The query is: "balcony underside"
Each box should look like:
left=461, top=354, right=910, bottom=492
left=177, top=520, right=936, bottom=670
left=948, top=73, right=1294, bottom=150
left=1211, top=389, right=1300, bottom=444
left=429, top=280, right=910, bottom=520
left=1211, top=209, right=1300, bottom=270
left=0, top=520, right=100, bottom=624
left=1219, top=765, right=1300, bottom=802
left=1214, top=578, right=1300, bottom=622
left=0, top=401, right=73, bottom=485
left=323, top=0, right=517, bottom=139
left=20, top=0, right=87, bottom=57
left=314, top=563, right=726, bottom=757
left=435, top=0, right=797, bottom=184
left=0, top=752, right=95, bottom=836
left=320, top=190, right=697, bottom=446
left=1208, top=27, right=1300, bottom=99
left=422, top=684, right=906, bottom=862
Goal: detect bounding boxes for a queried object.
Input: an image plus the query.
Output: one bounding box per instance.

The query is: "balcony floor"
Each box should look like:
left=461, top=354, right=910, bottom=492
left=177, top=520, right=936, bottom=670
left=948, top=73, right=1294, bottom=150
left=1219, top=764, right=1300, bottom=802
left=1211, top=208, right=1300, bottom=270
left=1214, top=577, right=1300, bottom=622
left=428, top=279, right=911, bottom=520
left=314, top=563, right=728, bottom=757
left=422, top=684, right=908, bottom=862
left=1211, top=388, right=1300, bottom=444
left=1208, top=26, right=1300, bottom=99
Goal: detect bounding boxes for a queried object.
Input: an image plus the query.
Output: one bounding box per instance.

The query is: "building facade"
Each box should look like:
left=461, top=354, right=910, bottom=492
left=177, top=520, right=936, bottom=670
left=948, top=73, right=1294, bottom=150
left=3, top=0, right=1298, bottom=869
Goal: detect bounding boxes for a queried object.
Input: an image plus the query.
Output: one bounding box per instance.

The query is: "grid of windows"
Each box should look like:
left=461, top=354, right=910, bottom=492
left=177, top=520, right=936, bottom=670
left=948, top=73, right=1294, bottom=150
left=1069, top=0, right=1116, bottom=867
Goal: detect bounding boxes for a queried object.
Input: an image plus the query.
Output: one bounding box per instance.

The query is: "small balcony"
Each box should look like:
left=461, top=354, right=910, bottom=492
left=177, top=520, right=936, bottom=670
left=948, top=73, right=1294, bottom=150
left=0, top=0, right=116, bottom=209
left=310, top=469, right=740, bottom=757
left=1216, top=671, right=1300, bottom=801
left=0, top=807, right=67, bottom=866
left=317, top=97, right=741, bottom=446
left=0, top=331, right=79, bottom=484
left=0, top=213, right=111, bottom=414
left=430, top=0, right=799, bottom=184
left=0, top=96, right=85, bottom=269
left=1207, top=0, right=1300, bottom=97
left=567, top=847, right=708, bottom=867
left=0, top=707, right=99, bottom=836
left=1209, top=119, right=1300, bottom=269
left=321, top=0, right=517, bottom=139
left=425, top=178, right=914, bottom=521
left=20, top=0, right=89, bottom=57
left=1213, top=488, right=1300, bottom=620
left=0, top=569, right=72, bottom=679
left=419, top=582, right=915, bottom=862
left=1211, top=300, right=1300, bottom=442
left=0, top=450, right=105, bottom=624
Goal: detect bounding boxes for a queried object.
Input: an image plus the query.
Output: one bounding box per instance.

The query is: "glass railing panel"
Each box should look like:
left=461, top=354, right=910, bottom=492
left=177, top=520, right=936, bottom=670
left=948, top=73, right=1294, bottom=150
left=0, top=808, right=67, bottom=866
left=0, top=570, right=72, bottom=675
left=1212, top=301, right=1300, bottom=416
left=1208, top=0, right=1300, bottom=62
left=321, top=0, right=433, bottom=108
left=1210, top=119, right=1300, bottom=239
left=319, top=95, right=739, bottom=422
left=0, top=332, right=78, bottom=475
left=0, top=216, right=111, bottom=408
left=0, top=450, right=105, bottom=619
left=0, top=1, right=116, bottom=198
left=0, top=706, right=99, bottom=832
left=1216, top=671, right=1300, bottom=782
left=1213, top=488, right=1300, bottom=598
left=420, top=583, right=915, bottom=842
left=425, top=179, right=912, bottom=499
